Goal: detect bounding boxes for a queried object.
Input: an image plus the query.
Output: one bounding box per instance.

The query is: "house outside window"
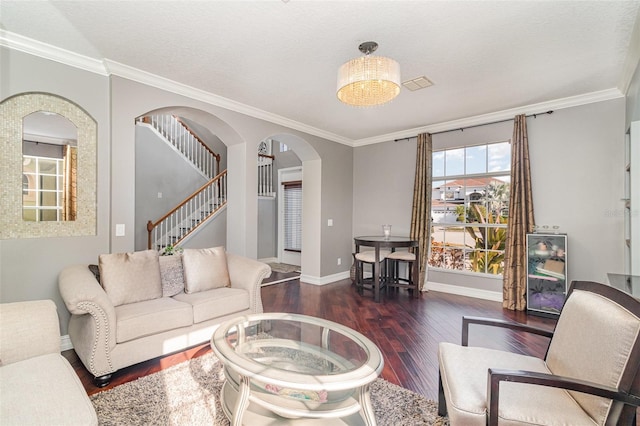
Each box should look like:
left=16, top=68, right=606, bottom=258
left=430, top=141, right=511, bottom=275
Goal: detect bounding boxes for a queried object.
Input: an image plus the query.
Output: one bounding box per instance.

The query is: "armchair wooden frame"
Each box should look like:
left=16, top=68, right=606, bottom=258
left=487, top=369, right=640, bottom=426
left=438, top=281, right=640, bottom=426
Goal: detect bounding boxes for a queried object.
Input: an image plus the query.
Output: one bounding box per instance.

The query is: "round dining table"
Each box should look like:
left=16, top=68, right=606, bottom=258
left=353, top=236, right=419, bottom=303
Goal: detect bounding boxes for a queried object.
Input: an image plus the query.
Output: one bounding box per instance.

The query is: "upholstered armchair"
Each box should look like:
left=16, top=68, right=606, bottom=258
left=0, top=300, right=97, bottom=425
left=438, top=281, right=640, bottom=425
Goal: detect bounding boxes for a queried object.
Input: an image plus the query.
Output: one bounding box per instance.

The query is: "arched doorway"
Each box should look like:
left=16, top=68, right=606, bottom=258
left=134, top=106, right=243, bottom=251
left=255, top=133, right=321, bottom=278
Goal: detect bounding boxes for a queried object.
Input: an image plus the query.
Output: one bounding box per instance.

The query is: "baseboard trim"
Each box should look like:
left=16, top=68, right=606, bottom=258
left=426, top=281, right=502, bottom=302
left=300, top=271, right=351, bottom=286
left=61, top=334, right=73, bottom=351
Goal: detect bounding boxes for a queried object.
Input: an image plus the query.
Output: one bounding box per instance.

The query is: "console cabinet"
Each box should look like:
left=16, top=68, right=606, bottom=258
left=526, top=233, right=567, bottom=316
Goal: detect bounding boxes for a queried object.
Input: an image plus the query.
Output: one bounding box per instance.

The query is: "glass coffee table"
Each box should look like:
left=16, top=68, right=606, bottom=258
left=211, top=313, right=384, bottom=425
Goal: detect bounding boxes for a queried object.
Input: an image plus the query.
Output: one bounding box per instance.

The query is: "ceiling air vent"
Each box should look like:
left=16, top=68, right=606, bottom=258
left=402, top=76, right=434, bottom=91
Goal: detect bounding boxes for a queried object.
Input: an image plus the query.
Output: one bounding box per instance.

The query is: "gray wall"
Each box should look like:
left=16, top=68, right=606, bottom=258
left=256, top=145, right=302, bottom=261
left=311, top=140, right=353, bottom=277
left=353, top=98, right=626, bottom=293
left=275, top=149, right=303, bottom=169
left=109, top=77, right=353, bottom=278
left=1, top=48, right=355, bottom=336
left=180, top=210, right=227, bottom=249
left=258, top=198, right=277, bottom=259
left=3, top=43, right=630, bottom=338
left=0, top=48, right=111, bottom=335
left=528, top=99, right=625, bottom=284
left=353, top=139, right=417, bottom=238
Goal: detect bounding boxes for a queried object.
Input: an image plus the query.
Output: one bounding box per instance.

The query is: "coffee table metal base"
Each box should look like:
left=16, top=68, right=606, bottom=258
left=221, top=380, right=369, bottom=426
left=211, top=314, right=383, bottom=426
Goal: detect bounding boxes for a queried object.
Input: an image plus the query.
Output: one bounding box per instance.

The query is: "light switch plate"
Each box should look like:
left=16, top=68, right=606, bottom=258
left=115, top=224, right=125, bottom=236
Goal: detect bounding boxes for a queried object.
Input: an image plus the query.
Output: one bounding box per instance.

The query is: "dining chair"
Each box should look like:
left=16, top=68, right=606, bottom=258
left=438, top=280, right=640, bottom=425
left=386, top=250, right=419, bottom=298
left=353, top=250, right=390, bottom=297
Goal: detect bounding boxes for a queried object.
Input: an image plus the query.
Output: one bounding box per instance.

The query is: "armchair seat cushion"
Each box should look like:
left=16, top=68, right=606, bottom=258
left=173, top=287, right=249, bottom=323
left=0, top=353, right=98, bottom=425
left=438, top=342, right=598, bottom=426
left=115, top=298, right=193, bottom=343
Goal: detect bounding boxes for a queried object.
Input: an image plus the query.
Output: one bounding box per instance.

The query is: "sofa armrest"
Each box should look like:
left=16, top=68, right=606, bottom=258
left=226, top=254, right=271, bottom=314
left=58, top=265, right=117, bottom=377
left=0, top=300, right=60, bottom=365
left=59, top=265, right=115, bottom=317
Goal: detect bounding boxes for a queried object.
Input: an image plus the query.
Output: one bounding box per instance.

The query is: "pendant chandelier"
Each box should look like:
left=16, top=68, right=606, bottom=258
left=336, top=41, right=401, bottom=107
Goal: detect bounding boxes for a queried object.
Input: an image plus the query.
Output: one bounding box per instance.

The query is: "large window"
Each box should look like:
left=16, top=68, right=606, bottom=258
left=430, top=141, right=511, bottom=275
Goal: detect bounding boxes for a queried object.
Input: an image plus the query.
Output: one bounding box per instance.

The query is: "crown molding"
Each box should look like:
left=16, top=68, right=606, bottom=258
left=353, top=88, right=625, bottom=147
left=2, top=30, right=626, bottom=149
left=104, top=59, right=353, bottom=146
left=0, top=30, right=107, bottom=76
left=0, top=30, right=351, bottom=146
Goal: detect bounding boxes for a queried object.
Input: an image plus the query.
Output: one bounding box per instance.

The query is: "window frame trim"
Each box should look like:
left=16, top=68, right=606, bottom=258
left=430, top=140, right=512, bottom=277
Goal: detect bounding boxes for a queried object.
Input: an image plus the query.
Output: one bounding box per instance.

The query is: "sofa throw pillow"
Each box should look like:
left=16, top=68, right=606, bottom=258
left=182, top=246, right=231, bottom=293
left=88, top=264, right=101, bottom=283
left=159, top=254, right=185, bottom=297
left=99, top=250, right=163, bottom=306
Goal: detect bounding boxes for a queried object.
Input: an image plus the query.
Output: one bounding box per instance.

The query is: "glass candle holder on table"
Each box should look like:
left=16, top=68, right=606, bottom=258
left=382, top=225, right=391, bottom=240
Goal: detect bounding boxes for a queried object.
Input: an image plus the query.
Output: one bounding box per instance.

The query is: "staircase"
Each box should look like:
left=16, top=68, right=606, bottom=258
left=138, top=115, right=226, bottom=250
left=258, top=153, right=275, bottom=197
left=138, top=115, right=220, bottom=179
left=146, top=171, right=227, bottom=251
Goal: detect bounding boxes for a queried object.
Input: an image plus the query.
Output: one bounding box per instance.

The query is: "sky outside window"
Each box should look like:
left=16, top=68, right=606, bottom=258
left=433, top=141, right=510, bottom=177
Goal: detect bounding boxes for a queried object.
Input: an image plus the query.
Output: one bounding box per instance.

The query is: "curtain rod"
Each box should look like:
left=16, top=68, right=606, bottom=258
left=394, top=110, right=554, bottom=142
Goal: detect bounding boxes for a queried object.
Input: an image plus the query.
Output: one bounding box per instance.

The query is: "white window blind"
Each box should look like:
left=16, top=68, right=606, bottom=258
left=283, top=180, right=302, bottom=252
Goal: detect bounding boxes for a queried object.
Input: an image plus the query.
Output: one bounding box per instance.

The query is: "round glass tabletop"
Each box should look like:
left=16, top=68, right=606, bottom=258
left=211, top=313, right=384, bottom=391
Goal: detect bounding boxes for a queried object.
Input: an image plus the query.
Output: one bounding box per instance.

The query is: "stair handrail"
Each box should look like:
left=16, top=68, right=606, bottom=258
left=138, top=115, right=220, bottom=178
left=258, top=153, right=275, bottom=197
left=147, top=169, right=227, bottom=250
left=173, top=116, right=221, bottom=174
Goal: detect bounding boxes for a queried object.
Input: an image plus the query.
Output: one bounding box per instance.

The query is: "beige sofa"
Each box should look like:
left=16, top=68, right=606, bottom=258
left=59, top=247, right=270, bottom=386
left=0, top=300, right=98, bottom=425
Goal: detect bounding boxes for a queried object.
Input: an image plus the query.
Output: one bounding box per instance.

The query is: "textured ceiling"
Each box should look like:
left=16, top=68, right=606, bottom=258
left=1, top=1, right=639, bottom=144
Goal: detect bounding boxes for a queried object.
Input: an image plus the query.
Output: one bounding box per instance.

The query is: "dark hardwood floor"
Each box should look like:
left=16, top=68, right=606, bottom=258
left=63, top=276, right=639, bottom=424
left=260, top=278, right=557, bottom=401
left=64, top=276, right=558, bottom=399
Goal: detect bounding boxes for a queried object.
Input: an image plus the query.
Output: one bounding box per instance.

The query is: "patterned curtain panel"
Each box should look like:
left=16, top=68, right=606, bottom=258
left=63, top=145, right=77, bottom=221
left=410, top=133, right=432, bottom=291
left=503, top=115, right=535, bottom=310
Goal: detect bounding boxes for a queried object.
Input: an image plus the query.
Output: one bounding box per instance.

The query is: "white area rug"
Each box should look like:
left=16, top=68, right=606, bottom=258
left=262, top=263, right=302, bottom=286
left=90, top=351, right=449, bottom=425
left=267, top=262, right=301, bottom=273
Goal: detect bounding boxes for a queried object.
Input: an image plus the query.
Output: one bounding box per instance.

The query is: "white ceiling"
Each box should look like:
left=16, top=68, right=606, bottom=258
left=2, top=1, right=639, bottom=146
